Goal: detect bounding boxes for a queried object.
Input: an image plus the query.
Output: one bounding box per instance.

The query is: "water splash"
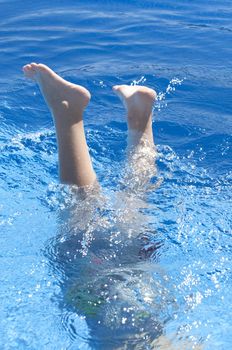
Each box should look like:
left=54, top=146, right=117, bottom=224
left=131, top=76, right=147, bottom=86
left=155, top=77, right=185, bottom=111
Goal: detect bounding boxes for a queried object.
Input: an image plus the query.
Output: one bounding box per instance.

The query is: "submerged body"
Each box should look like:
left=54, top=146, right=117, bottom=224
left=23, top=63, right=202, bottom=349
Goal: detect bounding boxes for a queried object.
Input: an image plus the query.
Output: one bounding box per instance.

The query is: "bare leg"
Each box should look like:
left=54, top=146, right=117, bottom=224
left=23, top=63, right=96, bottom=187
left=113, top=85, right=157, bottom=191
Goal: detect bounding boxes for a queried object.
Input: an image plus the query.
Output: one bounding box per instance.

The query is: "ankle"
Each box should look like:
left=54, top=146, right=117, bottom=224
left=127, top=128, right=154, bottom=148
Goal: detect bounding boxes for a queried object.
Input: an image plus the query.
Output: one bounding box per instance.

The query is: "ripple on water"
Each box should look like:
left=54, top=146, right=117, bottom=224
left=0, top=0, right=232, bottom=348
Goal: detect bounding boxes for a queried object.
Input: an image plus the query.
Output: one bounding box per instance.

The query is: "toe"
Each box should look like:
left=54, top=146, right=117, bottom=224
left=22, top=63, right=38, bottom=80
left=23, top=65, right=31, bottom=74
left=30, top=62, right=38, bottom=70
left=23, top=64, right=31, bottom=70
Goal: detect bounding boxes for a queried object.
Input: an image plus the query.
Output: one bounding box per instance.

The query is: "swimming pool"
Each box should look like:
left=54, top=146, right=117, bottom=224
left=1, top=0, right=232, bottom=349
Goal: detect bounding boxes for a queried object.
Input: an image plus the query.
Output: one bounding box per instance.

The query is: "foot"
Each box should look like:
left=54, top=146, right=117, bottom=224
left=23, top=63, right=91, bottom=120
left=113, top=85, right=156, bottom=132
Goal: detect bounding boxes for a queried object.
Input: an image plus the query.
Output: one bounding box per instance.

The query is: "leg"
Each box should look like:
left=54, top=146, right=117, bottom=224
left=23, top=63, right=96, bottom=187
left=113, top=85, right=157, bottom=191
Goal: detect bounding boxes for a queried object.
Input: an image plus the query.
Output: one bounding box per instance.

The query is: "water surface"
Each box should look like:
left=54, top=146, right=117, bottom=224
left=0, top=0, right=231, bottom=349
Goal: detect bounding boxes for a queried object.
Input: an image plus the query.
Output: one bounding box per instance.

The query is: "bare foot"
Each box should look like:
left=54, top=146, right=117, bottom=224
left=113, top=84, right=156, bottom=132
left=23, top=63, right=91, bottom=121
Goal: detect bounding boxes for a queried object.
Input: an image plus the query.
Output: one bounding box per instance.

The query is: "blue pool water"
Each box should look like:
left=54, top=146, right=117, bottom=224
left=1, top=0, right=232, bottom=349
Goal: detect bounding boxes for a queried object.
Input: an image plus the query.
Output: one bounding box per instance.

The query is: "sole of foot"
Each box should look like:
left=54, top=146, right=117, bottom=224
left=23, top=63, right=91, bottom=113
left=113, top=84, right=156, bottom=111
left=113, top=84, right=156, bottom=132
